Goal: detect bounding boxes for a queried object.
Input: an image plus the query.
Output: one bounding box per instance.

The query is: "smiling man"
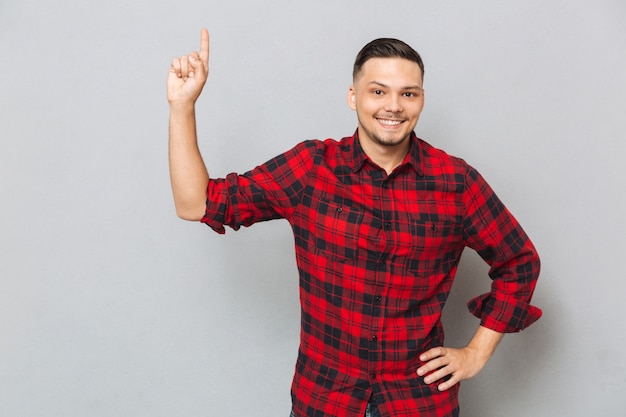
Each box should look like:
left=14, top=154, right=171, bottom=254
left=167, top=30, right=542, bottom=417
left=348, top=51, right=425, bottom=174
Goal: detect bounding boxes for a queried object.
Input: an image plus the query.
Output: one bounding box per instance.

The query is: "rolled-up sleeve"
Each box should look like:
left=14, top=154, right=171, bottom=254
left=201, top=140, right=318, bottom=234
left=462, top=166, right=542, bottom=333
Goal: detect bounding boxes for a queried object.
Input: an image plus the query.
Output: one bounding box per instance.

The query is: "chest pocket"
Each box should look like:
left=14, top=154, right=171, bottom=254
left=406, top=218, right=462, bottom=276
left=309, top=199, right=364, bottom=262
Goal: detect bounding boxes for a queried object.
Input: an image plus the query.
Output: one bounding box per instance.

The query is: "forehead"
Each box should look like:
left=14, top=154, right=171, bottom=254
left=355, top=57, right=423, bottom=86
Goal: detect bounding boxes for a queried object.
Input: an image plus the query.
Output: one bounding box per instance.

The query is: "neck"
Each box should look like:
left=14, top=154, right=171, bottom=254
left=358, top=132, right=411, bottom=175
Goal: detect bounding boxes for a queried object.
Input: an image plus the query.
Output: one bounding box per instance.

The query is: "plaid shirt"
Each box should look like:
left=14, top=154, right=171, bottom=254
left=201, top=131, right=541, bottom=417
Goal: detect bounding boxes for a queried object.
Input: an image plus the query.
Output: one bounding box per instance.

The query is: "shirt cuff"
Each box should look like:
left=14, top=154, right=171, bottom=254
left=201, top=180, right=228, bottom=234
left=201, top=213, right=227, bottom=234
left=467, top=293, right=542, bottom=333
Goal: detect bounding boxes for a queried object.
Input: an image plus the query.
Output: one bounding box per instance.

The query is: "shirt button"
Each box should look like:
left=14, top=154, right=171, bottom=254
left=371, top=335, right=377, bottom=341
left=375, top=296, right=382, bottom=303
left=384, top=222, right=391, bottom=229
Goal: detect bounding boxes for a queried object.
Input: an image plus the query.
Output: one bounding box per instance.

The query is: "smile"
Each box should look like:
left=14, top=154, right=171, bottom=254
left=377, top=118, right=403, bottom=126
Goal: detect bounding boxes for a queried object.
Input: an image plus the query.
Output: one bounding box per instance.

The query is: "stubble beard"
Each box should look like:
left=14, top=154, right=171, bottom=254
left=361, top=123, right=411, bottom=148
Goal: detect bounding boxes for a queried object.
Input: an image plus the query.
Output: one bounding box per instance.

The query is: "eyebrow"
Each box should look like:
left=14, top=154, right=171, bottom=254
left=368, top=81, right=423, bottom=91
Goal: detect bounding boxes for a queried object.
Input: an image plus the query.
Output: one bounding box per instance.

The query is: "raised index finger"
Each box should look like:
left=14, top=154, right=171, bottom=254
left=199, top=28, right=209, bottom=65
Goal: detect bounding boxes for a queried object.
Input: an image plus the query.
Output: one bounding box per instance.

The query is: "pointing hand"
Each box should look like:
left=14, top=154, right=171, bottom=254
left=167, top=28, right=210, bottom=105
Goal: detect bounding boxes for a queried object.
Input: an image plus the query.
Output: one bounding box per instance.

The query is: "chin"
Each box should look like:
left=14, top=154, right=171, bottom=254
left=374, top=134, right=410, bottom=147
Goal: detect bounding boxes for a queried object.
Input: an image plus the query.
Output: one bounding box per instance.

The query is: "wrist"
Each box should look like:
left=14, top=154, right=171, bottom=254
left=169, top=100, right=196, bottom=111
left=466, top=326, right=504, bottom=363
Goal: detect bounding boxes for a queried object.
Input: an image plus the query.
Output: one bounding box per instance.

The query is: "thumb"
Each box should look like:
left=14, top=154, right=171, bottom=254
left=188, top=54, right=206, bottom=79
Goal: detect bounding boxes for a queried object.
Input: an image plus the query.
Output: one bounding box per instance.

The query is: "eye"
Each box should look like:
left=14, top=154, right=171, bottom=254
left=373, top=89, right=384, bottom=95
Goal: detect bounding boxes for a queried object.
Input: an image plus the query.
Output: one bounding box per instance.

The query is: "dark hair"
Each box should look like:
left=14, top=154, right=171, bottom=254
left=352, top=38, right=425, bottom=81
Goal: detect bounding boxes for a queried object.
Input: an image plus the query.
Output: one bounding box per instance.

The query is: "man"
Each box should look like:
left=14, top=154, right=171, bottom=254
left=167, top=29, right=541, bottom=417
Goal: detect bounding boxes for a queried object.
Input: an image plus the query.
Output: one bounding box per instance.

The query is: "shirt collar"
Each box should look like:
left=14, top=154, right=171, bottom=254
left=348, top=129, right=424, bottom=176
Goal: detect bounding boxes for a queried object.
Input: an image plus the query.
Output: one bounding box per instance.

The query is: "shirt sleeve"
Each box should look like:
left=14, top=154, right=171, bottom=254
left=201, top=140, right=318, bottom=234
left=462, top=165, right=542, bottom=333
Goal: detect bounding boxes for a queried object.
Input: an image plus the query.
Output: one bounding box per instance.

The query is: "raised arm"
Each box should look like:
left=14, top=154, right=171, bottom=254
left=167, top=28, right=210, bottom=220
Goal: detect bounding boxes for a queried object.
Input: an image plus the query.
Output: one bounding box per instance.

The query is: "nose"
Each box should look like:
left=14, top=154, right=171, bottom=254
left=384, top=94, right=403, bottom=113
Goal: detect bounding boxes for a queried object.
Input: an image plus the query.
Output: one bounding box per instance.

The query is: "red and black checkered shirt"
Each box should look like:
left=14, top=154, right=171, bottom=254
left=201, top=131, right=541, bottom=417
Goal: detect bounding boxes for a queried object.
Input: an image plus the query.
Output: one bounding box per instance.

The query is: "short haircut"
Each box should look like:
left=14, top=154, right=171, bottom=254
left=352, top=38, right=425, bottom=81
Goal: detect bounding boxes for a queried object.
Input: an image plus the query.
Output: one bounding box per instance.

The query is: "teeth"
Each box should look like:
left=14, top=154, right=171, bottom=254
left=379, top=119, right=402, bottom=126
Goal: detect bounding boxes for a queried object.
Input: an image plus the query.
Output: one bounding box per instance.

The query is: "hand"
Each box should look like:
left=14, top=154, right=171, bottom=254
left=416, top=346, right=489, bottom=391
left=167, top=28, right=210, bottom=105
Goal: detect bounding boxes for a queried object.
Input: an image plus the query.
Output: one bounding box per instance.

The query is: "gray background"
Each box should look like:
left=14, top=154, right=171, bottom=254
left=1, top=0, right=625, bottom=416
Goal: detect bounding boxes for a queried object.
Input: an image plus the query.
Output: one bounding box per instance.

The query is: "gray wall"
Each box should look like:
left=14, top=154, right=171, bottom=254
left=1, top=1, right=625, bottom=416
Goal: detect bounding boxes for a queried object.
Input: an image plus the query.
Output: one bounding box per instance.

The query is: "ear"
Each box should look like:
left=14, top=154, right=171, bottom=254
left=347, top=86, right=357, bottom=110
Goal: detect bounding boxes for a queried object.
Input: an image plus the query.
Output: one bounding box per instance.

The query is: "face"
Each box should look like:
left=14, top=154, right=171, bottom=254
left=348, top=57, right=424, bottom=151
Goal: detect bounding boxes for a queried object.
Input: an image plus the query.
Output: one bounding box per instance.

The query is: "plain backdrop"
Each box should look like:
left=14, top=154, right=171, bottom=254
left=1, top=1, right=625, bottom=416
